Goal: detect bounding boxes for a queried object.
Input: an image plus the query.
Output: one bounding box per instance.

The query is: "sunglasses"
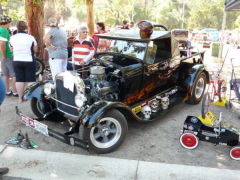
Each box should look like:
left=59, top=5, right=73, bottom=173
left=81, top=31, right=88, bottom=33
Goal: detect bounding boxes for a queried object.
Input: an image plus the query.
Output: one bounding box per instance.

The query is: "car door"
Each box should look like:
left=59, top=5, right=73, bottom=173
left=141, top=38, right=175, bottom=95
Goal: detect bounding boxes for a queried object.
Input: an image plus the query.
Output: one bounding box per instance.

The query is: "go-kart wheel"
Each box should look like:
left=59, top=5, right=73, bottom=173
left=230, top=146, right=240, bottom=160
left=180, top=133, right=199, bottom=150
left=201, top=93, right=211, bottom=119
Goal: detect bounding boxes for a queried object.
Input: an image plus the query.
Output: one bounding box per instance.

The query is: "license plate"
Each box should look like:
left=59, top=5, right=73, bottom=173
left=20, top=114, right=49, bottom=136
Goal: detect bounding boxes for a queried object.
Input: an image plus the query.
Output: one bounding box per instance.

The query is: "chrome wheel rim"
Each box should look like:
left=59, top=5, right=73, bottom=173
left=90, top=117, right=121, bottom=149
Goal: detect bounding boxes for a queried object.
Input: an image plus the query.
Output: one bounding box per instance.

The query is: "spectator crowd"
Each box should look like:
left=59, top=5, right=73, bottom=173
left=0, top=15, right=136, bottom=103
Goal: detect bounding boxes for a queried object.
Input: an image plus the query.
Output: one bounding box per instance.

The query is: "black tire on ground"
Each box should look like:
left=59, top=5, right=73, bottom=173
left=186, top=72, right=207, bottom=104
left=30, top=97, right=44, bottom=118
left=80, top=109, right=128, bottom=154
left=201, top=93, right=211, bottom=119
left=36, top=58, right=45, bottom=76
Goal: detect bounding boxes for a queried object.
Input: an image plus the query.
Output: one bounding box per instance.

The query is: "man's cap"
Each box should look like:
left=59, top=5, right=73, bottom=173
left=0, top=15, right=12, bottom=24
left=123, top=20, right=128, bottom=25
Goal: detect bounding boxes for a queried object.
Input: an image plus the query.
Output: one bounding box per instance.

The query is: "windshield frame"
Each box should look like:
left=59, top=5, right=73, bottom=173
left=97, top=37, right=148, bottom=61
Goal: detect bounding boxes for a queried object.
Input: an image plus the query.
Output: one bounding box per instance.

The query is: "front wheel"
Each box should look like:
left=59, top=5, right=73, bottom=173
left=81, top=109, right=128, bottom=154
left=230, top=146, right=240, bottom=160
left=30, top=97, right=44, bottom=118
left=180, top=133, right=199, bottom=150
left=186, top=72, right=207, bottom=104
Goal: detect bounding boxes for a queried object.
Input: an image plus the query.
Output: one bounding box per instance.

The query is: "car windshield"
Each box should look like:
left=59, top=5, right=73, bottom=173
left=97, top=38, right=147, bottom=60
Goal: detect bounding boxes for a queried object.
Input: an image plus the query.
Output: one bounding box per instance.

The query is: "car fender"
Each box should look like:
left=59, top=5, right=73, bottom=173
left=23, top=81, right=51, bottom=100
left=183, top=64, right=209, bottom=96
left=80, top=101, right=141, bottom=128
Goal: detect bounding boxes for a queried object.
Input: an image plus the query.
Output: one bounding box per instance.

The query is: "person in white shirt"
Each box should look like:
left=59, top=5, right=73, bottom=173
left=9, top=21, right=38, bottom=102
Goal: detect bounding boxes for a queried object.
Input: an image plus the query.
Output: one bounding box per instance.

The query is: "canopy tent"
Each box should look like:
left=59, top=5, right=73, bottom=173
left=225, top=0, right=240, bottom=11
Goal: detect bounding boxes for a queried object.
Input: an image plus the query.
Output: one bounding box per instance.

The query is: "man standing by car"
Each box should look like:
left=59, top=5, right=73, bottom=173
left=43, top=17, right=68, bottom=80
left=0, top=15, right=18, bottom=97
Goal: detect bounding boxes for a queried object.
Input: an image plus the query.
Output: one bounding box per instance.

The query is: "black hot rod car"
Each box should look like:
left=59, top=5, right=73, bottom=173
left=21, top=26, right=209, bottom=154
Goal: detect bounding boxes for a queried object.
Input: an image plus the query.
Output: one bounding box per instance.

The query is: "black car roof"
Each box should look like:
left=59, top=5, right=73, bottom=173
left=97, top=29, right=171, bottom=42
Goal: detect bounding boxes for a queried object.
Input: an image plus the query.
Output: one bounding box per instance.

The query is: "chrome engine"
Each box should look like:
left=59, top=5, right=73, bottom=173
left=86, top=66, right=119, bottom=101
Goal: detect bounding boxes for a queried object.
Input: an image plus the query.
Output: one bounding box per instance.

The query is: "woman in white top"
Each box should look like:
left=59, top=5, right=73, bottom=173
left=9, top=21, right=38, bottom=102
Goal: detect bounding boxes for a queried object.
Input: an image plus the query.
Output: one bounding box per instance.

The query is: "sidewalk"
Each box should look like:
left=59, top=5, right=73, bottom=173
left=0, top=145, right=240, bottom=180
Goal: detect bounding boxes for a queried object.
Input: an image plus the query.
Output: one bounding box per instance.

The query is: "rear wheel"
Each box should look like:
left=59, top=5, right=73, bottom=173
left=80, top=109, right=128, bottom=154
left=230, top=146, right=240, bottom=160
left=36, top=58, right=45, bottom=76
left=201, top=93, right=211, bottom=119
left=180, top=133, right=199, bottom=149
left=186, top=72, right=207, bottom=104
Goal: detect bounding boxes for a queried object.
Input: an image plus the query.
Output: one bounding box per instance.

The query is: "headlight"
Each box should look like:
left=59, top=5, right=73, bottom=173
left=75, top=93, right=87, bottom=107
left=43, top=83, right=55, bottom=95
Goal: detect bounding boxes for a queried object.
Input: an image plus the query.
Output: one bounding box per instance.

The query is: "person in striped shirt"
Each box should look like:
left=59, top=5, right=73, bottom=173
left=72, top=25, right=94, bottom=79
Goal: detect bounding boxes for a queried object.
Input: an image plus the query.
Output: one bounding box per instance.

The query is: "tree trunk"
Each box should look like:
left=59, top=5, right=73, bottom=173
left=86, top=0, right=94, bottom=36
left=25, top=0, right=45, bottom=58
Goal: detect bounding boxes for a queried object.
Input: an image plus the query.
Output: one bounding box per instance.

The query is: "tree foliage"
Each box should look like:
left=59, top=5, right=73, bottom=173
left=1, top=0, right=240, bottom=32
left=1, top=0, right=240, bottom=57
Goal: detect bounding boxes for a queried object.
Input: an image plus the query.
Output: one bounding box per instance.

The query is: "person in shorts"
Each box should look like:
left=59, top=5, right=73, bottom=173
left=0, top=15, right=17, bottom=97
left=9, top=21, right=38, bottom=102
